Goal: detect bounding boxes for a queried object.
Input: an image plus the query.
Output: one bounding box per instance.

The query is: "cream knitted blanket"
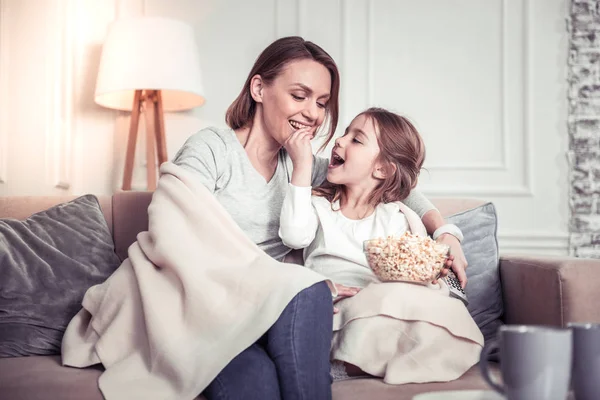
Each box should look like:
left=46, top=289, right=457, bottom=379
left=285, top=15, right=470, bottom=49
left=61, top=162, right=331, bottom=400
left=332, top=279, right=483, bottom=384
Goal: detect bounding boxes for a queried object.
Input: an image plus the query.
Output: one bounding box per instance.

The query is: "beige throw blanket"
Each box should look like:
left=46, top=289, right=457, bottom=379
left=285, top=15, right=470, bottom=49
left=332, top=281, right=483, bottom=384
left=61, top=162, right=331, bottom=400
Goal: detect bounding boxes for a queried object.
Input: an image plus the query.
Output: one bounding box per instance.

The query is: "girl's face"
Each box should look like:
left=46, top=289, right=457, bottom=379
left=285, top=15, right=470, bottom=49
left=254, top=59, right=331, bottom=145
left=327, top=114, right=384, bottom=187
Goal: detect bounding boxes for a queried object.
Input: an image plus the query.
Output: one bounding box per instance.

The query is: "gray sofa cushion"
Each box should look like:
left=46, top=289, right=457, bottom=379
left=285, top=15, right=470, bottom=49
left=447, top=202, right=502, bottom=345
left=0, top=195, right=121, bottom=358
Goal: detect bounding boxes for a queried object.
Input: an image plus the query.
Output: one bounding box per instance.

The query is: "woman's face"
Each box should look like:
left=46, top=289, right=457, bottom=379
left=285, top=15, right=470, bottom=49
left=257, top=59, right=331, bottom=145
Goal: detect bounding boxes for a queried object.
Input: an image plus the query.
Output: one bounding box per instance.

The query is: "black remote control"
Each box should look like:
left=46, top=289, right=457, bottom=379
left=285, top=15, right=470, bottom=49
left=442, top=270, right=468, bottom=306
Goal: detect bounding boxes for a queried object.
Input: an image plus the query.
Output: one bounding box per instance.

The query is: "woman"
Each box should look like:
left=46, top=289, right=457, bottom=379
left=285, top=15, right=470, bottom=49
left=173, top=36, right=467, bottom=400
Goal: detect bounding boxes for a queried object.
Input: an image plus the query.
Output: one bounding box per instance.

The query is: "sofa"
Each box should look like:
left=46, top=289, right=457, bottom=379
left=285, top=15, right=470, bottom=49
left=0, top=191, right=598, bottom=400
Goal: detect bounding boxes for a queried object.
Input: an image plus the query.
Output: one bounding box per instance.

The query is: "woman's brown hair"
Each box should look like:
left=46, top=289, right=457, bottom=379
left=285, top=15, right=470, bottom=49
left=225, top=36, right=340, bottom=147
left=313, top=107, right=425, bottom=206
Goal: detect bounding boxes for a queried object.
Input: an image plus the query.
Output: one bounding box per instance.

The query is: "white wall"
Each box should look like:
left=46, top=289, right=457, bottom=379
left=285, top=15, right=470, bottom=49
left=0, top=0, right=569, bottom=255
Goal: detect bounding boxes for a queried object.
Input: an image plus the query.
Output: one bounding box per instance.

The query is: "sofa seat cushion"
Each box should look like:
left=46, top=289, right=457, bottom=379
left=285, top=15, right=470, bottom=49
left=0, top=356, right=104, bottom=400
left=0, top=356, right=207, bottom=400
left=332, top=364, right=499, bottom=400
left=0, top=355, right=498, bottom=400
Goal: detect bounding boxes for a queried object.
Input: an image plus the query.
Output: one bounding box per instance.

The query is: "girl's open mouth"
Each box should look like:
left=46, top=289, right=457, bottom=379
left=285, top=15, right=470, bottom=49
left=329, top=153, right=345, bottom=168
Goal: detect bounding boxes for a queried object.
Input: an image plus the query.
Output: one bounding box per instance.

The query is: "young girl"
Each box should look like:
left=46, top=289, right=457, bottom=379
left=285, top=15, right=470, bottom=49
left=279, top=107, right=483, bottom=384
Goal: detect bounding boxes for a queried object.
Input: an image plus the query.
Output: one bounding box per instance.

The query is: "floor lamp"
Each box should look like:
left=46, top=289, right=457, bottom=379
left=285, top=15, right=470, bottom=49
left=94, top=17, right=205, bottom=191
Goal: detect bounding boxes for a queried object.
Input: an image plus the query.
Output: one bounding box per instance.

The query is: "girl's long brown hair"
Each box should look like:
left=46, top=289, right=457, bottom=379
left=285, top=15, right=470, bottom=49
left=313, top=107, right=425, bottom=206
left=225, top=36, right=340, bottom=148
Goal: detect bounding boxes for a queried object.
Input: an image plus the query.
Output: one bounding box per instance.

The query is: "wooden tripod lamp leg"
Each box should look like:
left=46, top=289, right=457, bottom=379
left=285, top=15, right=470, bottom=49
left=122, top=90, right=143, bottom=191
left=121, top=89, right=167, bottom=192
left=154, top=90, right=168, bottom=166
left=143, top=91, right=158, bottom=191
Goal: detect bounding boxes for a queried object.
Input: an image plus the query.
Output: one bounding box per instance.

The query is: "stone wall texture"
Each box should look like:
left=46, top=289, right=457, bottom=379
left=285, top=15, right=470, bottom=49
left=569, top=0, right=600, bottom=258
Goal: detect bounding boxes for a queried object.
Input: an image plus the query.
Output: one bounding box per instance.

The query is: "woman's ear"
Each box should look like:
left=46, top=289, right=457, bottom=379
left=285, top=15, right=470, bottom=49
left=373, top=162, right=397, bottom=180
left=250, top=74, right=264, bottom=103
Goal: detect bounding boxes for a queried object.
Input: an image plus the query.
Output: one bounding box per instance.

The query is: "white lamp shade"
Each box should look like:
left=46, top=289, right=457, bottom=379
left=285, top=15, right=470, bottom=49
left=95, top=17, right=205, bottom=112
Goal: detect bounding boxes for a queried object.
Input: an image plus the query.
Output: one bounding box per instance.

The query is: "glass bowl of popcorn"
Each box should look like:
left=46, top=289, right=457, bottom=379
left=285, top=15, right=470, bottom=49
left=363, top=232, right=450, bottom=284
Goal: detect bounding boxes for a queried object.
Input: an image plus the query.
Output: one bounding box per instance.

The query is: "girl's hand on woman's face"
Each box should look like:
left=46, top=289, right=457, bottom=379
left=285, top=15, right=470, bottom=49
left=284, top=127, right=314, bottom=171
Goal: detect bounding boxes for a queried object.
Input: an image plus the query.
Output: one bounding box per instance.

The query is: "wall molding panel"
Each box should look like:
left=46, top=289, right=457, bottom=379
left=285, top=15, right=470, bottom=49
left=44, top=0, right=77, bottom=191
left=275, top=0, right=300, bottom=39
left=366, top=0, right=374, bottom=107
left=0, top=0, right=9, bottom=184
left=499, top=231, right=570, bottom=255
left=521, top=0, right=535, bottom=196
left=339, top=0, right=535, bottom=198
left=423, top=0, right=531, bottom=189
left=422, top=1, right=535, bottom=196
left=420, top=184, right=532, bottom=198
left=426, top=2, right=507, bottom=169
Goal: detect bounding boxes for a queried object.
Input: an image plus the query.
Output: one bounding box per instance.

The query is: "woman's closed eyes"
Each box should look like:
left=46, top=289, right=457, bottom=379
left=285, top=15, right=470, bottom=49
left=291, top=93, right=327, bottom=109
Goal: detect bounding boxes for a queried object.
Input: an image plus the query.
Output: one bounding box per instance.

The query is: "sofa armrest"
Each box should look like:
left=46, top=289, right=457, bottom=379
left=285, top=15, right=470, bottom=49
left=500, top=255, right=600, bottom=327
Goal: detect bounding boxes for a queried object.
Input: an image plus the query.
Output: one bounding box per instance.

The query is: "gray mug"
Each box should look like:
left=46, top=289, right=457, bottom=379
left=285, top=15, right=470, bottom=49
left=480, top=325, right=572, bottom=400
left=567, top=322, right=600, bottom=400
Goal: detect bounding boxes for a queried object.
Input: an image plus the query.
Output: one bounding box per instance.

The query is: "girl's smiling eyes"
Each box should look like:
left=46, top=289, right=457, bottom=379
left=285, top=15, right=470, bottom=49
left=340, top=132, right=363, bottom=145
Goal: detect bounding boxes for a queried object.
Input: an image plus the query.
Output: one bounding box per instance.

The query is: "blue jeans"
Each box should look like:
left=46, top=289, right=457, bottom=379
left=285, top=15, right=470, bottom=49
left=203, top=281, right=333, bottom=400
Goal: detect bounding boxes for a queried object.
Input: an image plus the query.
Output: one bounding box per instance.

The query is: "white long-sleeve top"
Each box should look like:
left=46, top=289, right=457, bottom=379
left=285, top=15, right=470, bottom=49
left=279, top=184, right=412, bottom=288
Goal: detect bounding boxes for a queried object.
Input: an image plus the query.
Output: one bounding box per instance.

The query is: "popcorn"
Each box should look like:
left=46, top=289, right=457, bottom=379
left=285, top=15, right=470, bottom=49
left=363, top=232, right=450, bottom=283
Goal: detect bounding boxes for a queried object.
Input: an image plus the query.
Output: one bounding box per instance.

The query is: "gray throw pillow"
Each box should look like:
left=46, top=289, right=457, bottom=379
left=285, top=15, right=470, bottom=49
left=447, top=203, right=502, bottom=345
left=0, top=195, right=121, bottom=358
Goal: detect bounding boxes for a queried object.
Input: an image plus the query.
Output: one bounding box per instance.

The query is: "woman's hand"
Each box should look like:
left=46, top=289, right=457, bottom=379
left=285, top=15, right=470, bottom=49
left=436, top=234, right=468, bottom=288
left=284, top=127, right=314, bottom=187
left=332, top=283, right=361, bottom=314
